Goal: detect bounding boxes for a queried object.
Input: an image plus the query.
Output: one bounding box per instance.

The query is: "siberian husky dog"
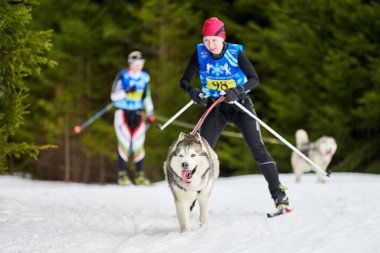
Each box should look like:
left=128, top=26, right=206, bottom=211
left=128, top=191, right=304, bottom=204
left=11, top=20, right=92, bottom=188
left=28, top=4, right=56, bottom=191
left=291, top=129, right=337, bottom=183
left=164, top=132, right=219, bottom=233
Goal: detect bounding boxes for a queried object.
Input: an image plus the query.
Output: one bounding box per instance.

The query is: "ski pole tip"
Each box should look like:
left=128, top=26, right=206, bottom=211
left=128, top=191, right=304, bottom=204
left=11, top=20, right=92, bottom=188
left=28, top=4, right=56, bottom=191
left=157, top=124, right=163, bottom=130
left=74, top=125, right=81, bottom=134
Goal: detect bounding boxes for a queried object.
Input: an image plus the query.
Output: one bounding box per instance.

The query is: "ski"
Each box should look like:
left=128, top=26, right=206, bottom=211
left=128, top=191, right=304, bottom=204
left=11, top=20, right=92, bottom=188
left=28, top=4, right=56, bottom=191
left=267, top=208, right=292, bottom=218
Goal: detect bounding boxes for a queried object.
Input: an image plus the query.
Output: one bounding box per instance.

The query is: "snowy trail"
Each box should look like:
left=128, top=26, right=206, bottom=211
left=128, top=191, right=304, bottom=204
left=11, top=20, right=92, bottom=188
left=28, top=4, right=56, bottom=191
left=1, top=173, right=380, bottom=253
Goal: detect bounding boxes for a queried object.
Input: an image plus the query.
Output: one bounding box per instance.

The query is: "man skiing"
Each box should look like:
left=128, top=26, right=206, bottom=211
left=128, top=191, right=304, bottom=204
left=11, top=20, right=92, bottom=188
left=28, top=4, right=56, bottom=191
left=111, top=51, right=155, bottom=186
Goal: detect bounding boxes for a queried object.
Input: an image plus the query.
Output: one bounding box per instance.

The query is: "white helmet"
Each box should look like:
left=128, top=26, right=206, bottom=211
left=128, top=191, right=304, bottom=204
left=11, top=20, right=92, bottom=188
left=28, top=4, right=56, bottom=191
left=128, top=51, right=145, bottom=65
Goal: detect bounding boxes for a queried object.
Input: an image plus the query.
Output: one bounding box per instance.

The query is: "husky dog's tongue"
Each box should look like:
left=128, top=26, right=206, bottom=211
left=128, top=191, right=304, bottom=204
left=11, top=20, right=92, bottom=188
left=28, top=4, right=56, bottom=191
left=181, top=167, right=197, bottom=185
left=181, top=170, right=192, bottom=185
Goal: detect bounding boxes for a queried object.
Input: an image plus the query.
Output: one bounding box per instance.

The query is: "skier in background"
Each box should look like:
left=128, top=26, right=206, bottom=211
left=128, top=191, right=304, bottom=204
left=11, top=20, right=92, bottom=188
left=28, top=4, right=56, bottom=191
left=111, top=51, right=155, bottom=186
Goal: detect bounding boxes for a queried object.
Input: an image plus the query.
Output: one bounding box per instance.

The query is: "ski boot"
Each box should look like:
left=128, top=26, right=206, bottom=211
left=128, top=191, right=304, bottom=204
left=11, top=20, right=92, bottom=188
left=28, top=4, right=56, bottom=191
left=273, top=185, right=289, bottom=210
left=267, top=185, right=292, bottom=218
left=135, top=172, right=150, bottom=186
left=118, top=171, right=131, bottom=186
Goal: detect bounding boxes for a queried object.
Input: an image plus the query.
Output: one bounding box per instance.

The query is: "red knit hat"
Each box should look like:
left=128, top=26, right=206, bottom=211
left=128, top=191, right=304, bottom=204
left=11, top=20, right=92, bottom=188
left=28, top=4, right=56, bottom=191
left=202, top=17, right=226, bottom=39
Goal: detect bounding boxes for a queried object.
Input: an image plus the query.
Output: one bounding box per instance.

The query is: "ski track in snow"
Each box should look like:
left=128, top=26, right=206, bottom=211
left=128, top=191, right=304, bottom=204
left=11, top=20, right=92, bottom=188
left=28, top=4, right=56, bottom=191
left=1, top=173, right=380, bottom=253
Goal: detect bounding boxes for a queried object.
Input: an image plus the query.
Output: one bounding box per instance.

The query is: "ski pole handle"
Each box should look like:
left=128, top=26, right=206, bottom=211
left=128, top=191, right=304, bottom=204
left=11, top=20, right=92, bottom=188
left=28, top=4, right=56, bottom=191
left=232, top=100, right=327, bottom=176
left=74, top=102, right=114, bottom=134
left=158, top=100, right=194, bottom=131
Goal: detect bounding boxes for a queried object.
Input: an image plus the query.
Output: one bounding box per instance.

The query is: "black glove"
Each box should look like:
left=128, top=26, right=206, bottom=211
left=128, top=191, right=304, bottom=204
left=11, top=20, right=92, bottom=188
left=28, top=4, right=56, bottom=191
left=223, top=87, right=244, bottom=103
left=188, top=87, right=206, bottom=107
left=126, top=85, right=136, bottom=93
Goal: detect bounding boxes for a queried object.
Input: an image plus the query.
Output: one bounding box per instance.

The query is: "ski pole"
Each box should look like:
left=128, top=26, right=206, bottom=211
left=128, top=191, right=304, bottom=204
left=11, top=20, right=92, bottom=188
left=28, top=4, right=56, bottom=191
left=74, top=102, right=114, bottom=134
left=232, top=100, right=328, bottom=176
left=157, top=100, right=194, bottom=131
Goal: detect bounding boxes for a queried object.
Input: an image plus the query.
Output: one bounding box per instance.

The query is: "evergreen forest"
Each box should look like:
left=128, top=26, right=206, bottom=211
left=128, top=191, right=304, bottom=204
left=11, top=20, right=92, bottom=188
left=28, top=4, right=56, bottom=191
left=1, top=0, right=379, bottom=183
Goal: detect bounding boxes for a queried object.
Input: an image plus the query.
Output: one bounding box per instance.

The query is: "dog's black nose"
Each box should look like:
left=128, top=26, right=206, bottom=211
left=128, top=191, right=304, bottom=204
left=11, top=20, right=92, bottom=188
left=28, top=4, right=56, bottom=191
left=182, top=162, right=189, bottom=169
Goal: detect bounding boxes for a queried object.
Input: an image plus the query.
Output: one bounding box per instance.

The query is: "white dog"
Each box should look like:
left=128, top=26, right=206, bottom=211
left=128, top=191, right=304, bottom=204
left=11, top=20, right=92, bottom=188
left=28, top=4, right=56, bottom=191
left=291, top=129, right=337, bottom=183
left=164, top=132, right=219, bottom=232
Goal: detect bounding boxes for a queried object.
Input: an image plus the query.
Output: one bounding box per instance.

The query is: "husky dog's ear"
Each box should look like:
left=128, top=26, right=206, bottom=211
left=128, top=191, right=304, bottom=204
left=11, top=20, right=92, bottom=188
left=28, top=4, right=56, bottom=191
left=178, top=132, right=186, bottom=141
left=197, top=133, right=209, bottom=150
left=194, top=132, right=202, bottom=141
left=173, top=132, right=186, bottom=148
left=168, top=132, right=186, bottom=154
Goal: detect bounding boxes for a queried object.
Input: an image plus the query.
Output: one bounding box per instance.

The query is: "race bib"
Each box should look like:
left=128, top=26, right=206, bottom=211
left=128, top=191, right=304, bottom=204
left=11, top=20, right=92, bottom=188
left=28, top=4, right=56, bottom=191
left=206, top=78, right=236, bottom=90
left=126, top=90, right=144, bottom=101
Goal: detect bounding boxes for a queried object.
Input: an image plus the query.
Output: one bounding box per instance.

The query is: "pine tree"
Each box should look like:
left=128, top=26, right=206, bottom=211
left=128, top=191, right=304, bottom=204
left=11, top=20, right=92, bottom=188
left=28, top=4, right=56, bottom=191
left=255, top=0, right=380, bottom=172
left=0, top=0, right=55, bottom=171
left=26, top=0, right=127, bottom=181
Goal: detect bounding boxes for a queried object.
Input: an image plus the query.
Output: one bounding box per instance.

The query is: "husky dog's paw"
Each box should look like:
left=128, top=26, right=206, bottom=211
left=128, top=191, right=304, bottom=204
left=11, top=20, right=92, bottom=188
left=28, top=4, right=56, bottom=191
left=180, top=226, right=191, bottom=233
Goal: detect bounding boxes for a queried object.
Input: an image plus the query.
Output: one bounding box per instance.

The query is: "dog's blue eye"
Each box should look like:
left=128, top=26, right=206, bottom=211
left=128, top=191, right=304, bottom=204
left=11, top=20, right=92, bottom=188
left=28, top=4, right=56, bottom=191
left=191, top=154, right=196, bottom=157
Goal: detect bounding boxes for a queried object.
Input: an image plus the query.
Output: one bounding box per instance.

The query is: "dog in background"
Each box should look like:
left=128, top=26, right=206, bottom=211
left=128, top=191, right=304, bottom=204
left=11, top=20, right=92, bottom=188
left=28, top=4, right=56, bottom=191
left=291, top=129, right=337, bottom=183
left=164, top=132, right=219, bottom=233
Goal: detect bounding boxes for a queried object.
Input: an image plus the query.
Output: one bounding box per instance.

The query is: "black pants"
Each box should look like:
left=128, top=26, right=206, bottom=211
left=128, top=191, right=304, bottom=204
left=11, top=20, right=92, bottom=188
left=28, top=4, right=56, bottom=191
left=200, top=98, right=281, bottom=199
left=118, top=154, right=143, bottom=173
left=123, top=109, right=143, bottom=131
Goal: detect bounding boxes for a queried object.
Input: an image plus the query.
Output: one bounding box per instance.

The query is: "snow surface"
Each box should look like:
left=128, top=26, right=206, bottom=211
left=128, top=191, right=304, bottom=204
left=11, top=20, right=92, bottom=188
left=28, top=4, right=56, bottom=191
left=1, top=173, right=380, bottom=253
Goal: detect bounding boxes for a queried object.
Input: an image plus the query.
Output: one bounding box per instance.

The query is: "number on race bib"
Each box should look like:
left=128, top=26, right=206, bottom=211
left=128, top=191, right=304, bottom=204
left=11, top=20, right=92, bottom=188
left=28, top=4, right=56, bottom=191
left=206, top=78, right=236, bottom=90
left=126, top=91, right=144, bottom=101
